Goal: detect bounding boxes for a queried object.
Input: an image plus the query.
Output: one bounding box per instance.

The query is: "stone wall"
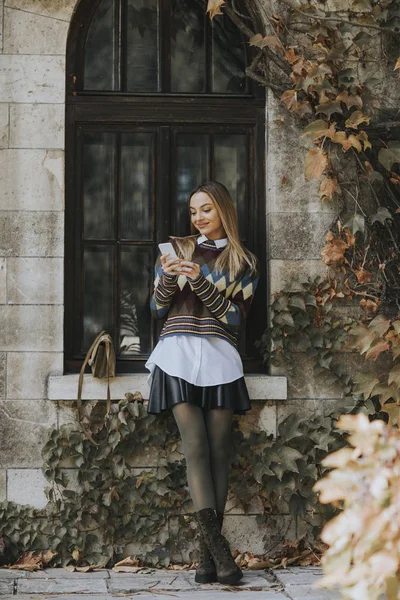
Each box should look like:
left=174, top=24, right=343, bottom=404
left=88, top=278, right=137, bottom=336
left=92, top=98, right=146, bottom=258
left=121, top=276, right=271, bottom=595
left=0, top=0, right=397, bottom=562
left=0, top=0, right=76, bottom=507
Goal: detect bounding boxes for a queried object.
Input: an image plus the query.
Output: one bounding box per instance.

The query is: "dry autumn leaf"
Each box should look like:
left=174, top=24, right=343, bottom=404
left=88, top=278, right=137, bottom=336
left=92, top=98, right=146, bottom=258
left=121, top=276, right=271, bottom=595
left=354, top=268, right=373, bottom=284
left=281, top=89, right=297, bottom=109
left=320, top=176, right=338, bottom=199
left=345, top=110, right=371, bottom=129
left=336, top=90, right=363, bottom=109
left=9, top=551, right=46, bottom=571
left=250, top=34, right=282, bottom=52
left=285, top=47, right=299, bottom=64
left=360, top=298, right=378, bottom=314
left=343, top=228, right=356, bottom=246
left=322, top=232, right=349, bottom=266
left=305, top=148, right=328, bottom=181
left=358, top=130, right=372, bottom=151
left=206, top=0, right=225, bottom=20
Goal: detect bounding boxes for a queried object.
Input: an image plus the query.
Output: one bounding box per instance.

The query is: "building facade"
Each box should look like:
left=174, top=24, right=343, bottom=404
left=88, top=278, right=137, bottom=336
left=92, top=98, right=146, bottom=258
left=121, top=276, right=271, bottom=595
left=2, top=0, right=394, bottom=557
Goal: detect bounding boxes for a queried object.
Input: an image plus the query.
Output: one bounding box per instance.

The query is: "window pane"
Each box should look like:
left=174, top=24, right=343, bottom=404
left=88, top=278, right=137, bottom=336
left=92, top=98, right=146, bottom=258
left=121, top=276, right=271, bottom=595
left=212, top=14, right=246, bottom=94
left=175, top=134, right=209, bottom=236
left=83, top=247, right=114, bottom=351
left=127, top=0, right=159, bottom=92
left=120, top=246, right=153, bottom=355
left=214, top=134, right=246, bottom=238
left=171, top=0, right=205, bottom=93
left=84, top=0, right=119, bottom=91
left=120, top=133, right=153, bottom=240
left=83, top=132, right=115, bottom=240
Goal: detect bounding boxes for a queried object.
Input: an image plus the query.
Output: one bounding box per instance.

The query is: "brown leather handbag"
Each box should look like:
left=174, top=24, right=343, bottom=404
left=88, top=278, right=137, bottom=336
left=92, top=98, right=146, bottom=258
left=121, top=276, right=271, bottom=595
left=77, top=331, right=116, bottom=445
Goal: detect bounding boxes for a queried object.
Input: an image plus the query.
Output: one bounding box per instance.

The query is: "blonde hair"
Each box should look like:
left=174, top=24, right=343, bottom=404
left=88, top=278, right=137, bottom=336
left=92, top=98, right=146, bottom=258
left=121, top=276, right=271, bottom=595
left=170, top=181, right=258, bottom=281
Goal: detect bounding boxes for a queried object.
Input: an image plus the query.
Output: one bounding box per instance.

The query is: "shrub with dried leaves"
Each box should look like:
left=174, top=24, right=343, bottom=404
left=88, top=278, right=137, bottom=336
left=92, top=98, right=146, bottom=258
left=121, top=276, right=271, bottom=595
left=314, top=413, right=400, bottom=600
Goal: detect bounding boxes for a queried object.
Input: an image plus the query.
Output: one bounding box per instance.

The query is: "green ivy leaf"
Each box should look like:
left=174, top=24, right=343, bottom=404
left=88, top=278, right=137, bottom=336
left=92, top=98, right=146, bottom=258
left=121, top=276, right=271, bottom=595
left=378, top=141, right=400, bottom=171
left=343, top=213, right=365, bottom=234
left=289, top=493, right=308, bottom=517
left=278, top=413, right=306, bottom=442
left=271, top=447, right=303, bottom=480
left=288, top=295, right=307, bottom=312
left=274, top=312, right=295, bottom=328
left=370, top=207, right=393, bottom=224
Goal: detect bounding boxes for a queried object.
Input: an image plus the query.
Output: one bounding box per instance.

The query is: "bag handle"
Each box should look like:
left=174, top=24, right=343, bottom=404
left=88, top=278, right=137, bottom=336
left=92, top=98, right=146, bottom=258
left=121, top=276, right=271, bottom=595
left=77, top=330, right=108, bottom=446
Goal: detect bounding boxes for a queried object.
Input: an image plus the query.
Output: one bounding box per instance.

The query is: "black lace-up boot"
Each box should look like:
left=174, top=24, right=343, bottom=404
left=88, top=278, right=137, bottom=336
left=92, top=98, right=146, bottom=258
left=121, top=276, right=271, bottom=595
left=195, top=508, right=242, bottom=585
left=195, top=510, right=224, bottom=583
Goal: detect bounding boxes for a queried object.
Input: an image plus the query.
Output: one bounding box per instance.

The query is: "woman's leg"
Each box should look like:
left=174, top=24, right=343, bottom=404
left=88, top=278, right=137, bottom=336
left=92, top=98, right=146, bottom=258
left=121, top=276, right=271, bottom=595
left=171, top=402, right=216, bottom=511
left=204, top=408, right=234, bottom=514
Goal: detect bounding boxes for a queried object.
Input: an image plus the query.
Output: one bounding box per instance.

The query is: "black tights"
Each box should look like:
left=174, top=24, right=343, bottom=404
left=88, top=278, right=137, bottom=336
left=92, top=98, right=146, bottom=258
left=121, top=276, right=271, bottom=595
left=171, top=402, right=234, bottom=513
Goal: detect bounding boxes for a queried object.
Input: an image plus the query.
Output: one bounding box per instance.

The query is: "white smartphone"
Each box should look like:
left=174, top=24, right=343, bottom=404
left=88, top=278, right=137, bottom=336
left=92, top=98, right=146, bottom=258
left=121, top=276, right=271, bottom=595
left=158, top=242, right=178, bottom=259
left=158, top=242, right=180, bottom=273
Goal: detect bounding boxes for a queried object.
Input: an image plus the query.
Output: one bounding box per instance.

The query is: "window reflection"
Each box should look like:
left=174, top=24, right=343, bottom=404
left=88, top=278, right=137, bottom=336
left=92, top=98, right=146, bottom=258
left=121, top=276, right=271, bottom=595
left=83, top=247, right=114, bottom=350
left=212, top=13, right=246, bottom=93
left=120, top=246, right=152, bottom=355
left=82, top=0, right=247, bottom=94
left=83, top=132, right=115, bottom=239
left=214, top=134, right=247, bottom=237
left=176, top=134, right=209, bottom=235
left=171, top=0, right=205, bottom=92
left=84, top=0, right=118, bottom=90
left=127, top=0, right=159, bottom=92
left=120, top=133, right=153, bottom=239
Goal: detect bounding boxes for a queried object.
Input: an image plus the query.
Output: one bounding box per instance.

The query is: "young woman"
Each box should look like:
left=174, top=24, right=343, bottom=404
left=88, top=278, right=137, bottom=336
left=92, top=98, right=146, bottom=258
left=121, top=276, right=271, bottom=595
left=145, top=181, right=259, bottom=586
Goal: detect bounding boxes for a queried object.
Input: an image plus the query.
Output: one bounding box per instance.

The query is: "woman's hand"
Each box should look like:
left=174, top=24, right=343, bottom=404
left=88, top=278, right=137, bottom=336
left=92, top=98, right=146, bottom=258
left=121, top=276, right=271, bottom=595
left=178, top=260, right=201, bottom=280
left=160, top=253, right=182, bottom=276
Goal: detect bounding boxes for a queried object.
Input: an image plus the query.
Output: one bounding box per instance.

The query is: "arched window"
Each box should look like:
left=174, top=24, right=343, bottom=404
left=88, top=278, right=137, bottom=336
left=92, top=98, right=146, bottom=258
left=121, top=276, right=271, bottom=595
left=65, top=0, right=267, bottom=374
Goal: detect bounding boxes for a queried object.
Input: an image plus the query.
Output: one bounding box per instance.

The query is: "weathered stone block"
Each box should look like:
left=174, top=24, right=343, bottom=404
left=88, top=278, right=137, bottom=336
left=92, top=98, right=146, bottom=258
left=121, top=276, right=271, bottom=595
left=0, top=305, right=63, bottom=351
left=7, top=352, right=63, bottom=399
left=240, top=401, right=276, bottom=437
left=266, top=114, right=331, bottom=216
left=0, top=580, right=14, bottom=596
left=276, top=399, right=347, bottom=427
left=269, top=259, right=327, bottom=299
left=48, top=374, right=287, bottom=401
left=7, top=468, right=48, bottom=508
left=0, top=259, right=5, bottom=304
left=0, top=150, right=63, bottom=211
left=7, top=258, right=63, bottom=304
left=0, top=56, right=65, bottom=103
left=0, top=212, right=64, bottom=257
left=18, top=577, right=108, bottom=595
left=269, top=213, right=336, bottom=260
left=4, top=8, right=69, bottom=54
left=109, top=572, right=192, bottom=594
left=0, top=470, right=6, bottom=502
left=0, top=104, right=8, bottom=149
left=272, top=352, right=377, bottom=400
left=10, top=104, right=64, bottom=150
left=0, top=3, right=3, bottom=53
left=4, top=0, right=76, bottom=21
left=0, top=352, right=5, bottom=398
left=0, top=400, right=57, bottom=468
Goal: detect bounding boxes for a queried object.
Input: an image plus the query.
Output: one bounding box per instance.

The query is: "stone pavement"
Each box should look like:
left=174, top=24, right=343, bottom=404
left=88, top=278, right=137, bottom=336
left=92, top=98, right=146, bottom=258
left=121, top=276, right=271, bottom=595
left=0, top=566, right=339, bottom=599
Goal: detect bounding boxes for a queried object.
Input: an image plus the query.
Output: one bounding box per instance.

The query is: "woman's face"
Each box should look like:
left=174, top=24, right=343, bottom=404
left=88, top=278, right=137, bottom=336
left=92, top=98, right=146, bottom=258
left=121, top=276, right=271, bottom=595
left=189, top=191, right=226, bottom=240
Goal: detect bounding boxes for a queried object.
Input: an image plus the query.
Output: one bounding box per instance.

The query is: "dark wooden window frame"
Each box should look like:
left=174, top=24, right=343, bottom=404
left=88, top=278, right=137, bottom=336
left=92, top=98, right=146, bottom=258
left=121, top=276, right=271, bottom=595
left=65, top=0, right=267, bottom=375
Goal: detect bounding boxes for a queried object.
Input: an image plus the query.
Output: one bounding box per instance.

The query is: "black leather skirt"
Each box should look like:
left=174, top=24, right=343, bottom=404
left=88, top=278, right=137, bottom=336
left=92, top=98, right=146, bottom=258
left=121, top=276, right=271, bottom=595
left=146, top=365, right=252, bottom=415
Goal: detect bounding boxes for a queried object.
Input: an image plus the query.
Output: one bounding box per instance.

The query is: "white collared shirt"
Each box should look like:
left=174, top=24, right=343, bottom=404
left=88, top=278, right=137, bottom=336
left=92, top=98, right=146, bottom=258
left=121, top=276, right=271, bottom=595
left=196, top=234, right=228, bottom=248
left=145, top=234, right=244, bottom=387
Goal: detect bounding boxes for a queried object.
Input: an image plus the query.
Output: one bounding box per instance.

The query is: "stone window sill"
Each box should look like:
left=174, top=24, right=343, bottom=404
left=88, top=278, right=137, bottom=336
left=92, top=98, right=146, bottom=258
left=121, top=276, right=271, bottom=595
left=48, top=374, right=287, bottom=401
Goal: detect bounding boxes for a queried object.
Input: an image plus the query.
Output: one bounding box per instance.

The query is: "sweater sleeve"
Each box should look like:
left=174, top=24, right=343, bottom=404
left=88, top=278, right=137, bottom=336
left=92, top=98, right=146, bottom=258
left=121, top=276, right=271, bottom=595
left=188, top=261, right=259, bottom=335
left=149, top=254, right=179, bottom=319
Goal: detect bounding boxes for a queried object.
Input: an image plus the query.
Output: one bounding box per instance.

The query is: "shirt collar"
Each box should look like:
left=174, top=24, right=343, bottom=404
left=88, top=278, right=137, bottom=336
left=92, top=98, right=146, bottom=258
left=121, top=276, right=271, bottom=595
left=196, top=234, right=228, bottom=248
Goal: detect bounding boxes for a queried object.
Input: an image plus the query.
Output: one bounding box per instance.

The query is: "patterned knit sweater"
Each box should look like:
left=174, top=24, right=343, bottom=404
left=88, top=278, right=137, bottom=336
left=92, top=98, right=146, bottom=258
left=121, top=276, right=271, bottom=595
left=150, top=236, right=259, bottom=348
